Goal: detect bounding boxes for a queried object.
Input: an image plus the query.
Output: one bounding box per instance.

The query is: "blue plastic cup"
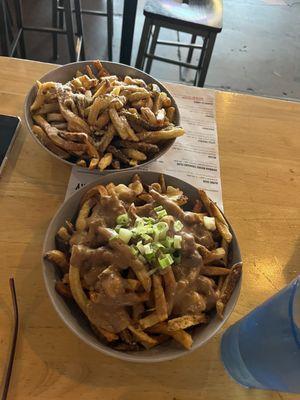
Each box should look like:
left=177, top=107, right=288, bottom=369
left=221, top=276, right=300, bottom=393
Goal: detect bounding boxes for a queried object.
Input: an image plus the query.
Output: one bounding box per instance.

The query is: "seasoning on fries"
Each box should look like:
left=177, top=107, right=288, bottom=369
left=30, top=60, right=184, bottom=170
left=45, top=174, right=241, bottom=351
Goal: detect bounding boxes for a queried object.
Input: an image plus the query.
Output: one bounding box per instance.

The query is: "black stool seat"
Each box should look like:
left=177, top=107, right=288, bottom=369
left=144, top=0, right=222, bottom=32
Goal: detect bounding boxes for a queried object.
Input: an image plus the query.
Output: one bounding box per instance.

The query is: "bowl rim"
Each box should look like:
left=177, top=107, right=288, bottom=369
left=24, top=60, right=180, bottom=174
left=42, top=171, right=242, bottom=363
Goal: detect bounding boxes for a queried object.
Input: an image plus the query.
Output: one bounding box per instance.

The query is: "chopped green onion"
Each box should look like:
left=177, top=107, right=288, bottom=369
left=134, top=217, right=145, bottom=227
left=154, top=205, right=163, bottom=212
left=143, top=243, right=153, bottom=255
left=130, top=246, right=139, bottom=256
left=158, top=254, right=174, bottom=269
left=136, top=241, right=145, bottom=254
left=118, top=228, right=132, bottom=244
left=116, top=213, right=129, bottom=225
left=174, top=220, right=183, bottom=232
left=141, top=233, right=153, bottom=243
left=174, top=235, right=182, bottom=249
left=162, top=236, right=174, bottom=249
left=142, top=216, right=155, bottom=224
left=156, top=209, right=168, bottom=219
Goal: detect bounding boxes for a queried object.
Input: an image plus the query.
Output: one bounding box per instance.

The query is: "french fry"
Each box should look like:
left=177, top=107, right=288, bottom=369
left=201, top=266, right=231, bottom=276
left=98, top=152, right=113, bottom=171
left=75, top=198, right=96, bottom=231
left=148, top=323, right=193, bottom=350
left=166, top=106, right=176, bottom=123
left=203, top=247, right=226, bottom=264
left=139, top=275, right=168, bottom=329
left=137, top=127, right=184, bottom=143
left=95, top=110, right=110, bottom=129
left=32, top=125, right=69, bottom=159
left=209, top=202, right=233, bottom=243
left=47, top=113, right=65, bottom=122
left=122, top=148, right=147, bottom=161
left=167, top=314, right=209, bottom=331
left=89, top=157, right=99, bottom=170
left=45, top=250, right=69, bottom=273
left=163, top=268, right=177, bottom=315
left=128, top=325, right=157, bottom=347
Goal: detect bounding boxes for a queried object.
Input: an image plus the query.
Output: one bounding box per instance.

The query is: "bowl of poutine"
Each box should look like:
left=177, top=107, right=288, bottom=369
left=24, top=60, right=183, bottom=172
left=43, top=171, right=242, bottom=362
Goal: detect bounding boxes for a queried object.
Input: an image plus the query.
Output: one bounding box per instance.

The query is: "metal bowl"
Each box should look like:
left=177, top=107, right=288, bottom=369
left=42, top=171, right=242, bottom=363
left=24, top=61, right=180, bottom=173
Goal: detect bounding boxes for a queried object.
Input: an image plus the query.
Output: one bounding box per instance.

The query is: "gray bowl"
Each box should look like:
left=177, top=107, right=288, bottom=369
left=24, top=61, right=180, bottom=173
left=42, top=171, right=242, bottom=363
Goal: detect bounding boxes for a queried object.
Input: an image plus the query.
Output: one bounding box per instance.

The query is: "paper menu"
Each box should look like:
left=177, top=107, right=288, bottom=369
left=65, top=84, right=223, bottom=210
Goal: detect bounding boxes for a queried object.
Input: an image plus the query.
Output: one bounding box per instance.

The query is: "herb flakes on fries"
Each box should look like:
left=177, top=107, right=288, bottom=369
left=45, top=174, right=241, bottom=351
left=30, top=61, right=184, bottom=170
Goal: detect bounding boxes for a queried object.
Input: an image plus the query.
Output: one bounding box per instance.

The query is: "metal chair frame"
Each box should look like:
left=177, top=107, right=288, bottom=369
left=135, top=16, right=218, bottom=87
left=0, top=0, right=79, bottom=61
left=53, top=0, right=114, bottom=61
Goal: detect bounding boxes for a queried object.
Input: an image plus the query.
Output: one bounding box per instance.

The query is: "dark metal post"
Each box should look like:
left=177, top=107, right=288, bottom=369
left=196, top=32, right=216, bottom=87
left=74, top=0, right=85, bottom=60
left=119, top=0, right=137, bottom=65
left=107, top=0, right=113, bottom=61
left=63, top=0, right=76, bottom=62
left=145, top=25, right=160, bottom=73
left=13, top=0, right=26, bottom=58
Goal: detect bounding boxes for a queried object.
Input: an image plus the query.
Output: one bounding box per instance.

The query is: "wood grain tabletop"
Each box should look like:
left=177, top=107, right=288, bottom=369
left=0, top=56, right=299, bottom=400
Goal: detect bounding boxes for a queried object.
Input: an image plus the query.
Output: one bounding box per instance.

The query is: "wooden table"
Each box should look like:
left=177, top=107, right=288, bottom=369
left=0, top=56, right=299, bottom=400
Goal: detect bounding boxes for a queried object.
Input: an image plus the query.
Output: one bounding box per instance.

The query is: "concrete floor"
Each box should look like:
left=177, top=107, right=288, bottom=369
left=7, top=0, right=300, bottom=100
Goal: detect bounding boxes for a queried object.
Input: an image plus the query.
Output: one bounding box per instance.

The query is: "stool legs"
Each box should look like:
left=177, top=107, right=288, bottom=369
left=74, top=0, right=85, bottom=60
left=186, top=33, right=197, bottom=64
left=107, top=0, right=113, bottom=61
left=196, top=32, right=216, bottom=87
left=63, top=0, right=76, bottom=62
left=13, top=0, right=26, bottom=58
left=135, top=18, right=152, bottom=70
left=0, top=0, right=9, bottom=55
left=145, top=25, right=160, bottom=74
left=52, top=0, right=59, bottom=60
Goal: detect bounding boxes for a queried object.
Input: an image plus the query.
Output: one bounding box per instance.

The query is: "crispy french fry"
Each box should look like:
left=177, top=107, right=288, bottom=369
left=203, top=247, right=226, bottom=264
left=209, top=202, right=233, bottom=243
left=45, top=250, right=69, bottom=273
left=148, top=323, right=193, bottom=350
left=163, top=268, right=177, bottom=315
left=139, top=275, right=168, bottom=329
left=98, top=152, right=113, bottom=171
left=198, top=189, right=213, bottom=216
left=128, top=325, right=157, bottom=347
left=89, top=157, right=99, bottom=170
left=122, top=148, right=147, bottom=161
left=167, top=314, right=209, bottom=331
left=95, top=110, right=110, bottom=129
left=137, top=127, right=184, bottom=143
left=32, top=125, right=69, bottom=159
left=47, top=113, right=65, bottom=122
left=76, top=198, right=96, bottom=231
left=166, top=106, right=176, bottom=123
left=201, top=266, right=231, bottom=276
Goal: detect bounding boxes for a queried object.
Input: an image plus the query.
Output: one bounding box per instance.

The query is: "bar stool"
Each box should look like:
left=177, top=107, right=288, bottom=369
left=135, top=0, right=223, bottom=87
left=53, top=0, right=114, bottom=61
left=1, top=0, right=79, bottom=61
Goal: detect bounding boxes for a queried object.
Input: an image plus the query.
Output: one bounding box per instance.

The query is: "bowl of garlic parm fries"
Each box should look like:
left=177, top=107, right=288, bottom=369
left=24, top=60, right=183, bottom=171
left=43, top=171, right=242, bottom=362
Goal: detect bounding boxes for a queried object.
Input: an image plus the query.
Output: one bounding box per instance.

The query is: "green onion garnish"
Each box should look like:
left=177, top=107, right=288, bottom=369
left=118, top=228, right=132, bottom=244
left=174, top=220, right=183, bottom=232
left=116, top=213, right=129, bottom=225
left=174, top=235, right=182, bottom=249
left=154, top=205, right=163, bottom=212
left=158, top=254, right=174, bottom=268
left=156, top=209, right=168, bottom=219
